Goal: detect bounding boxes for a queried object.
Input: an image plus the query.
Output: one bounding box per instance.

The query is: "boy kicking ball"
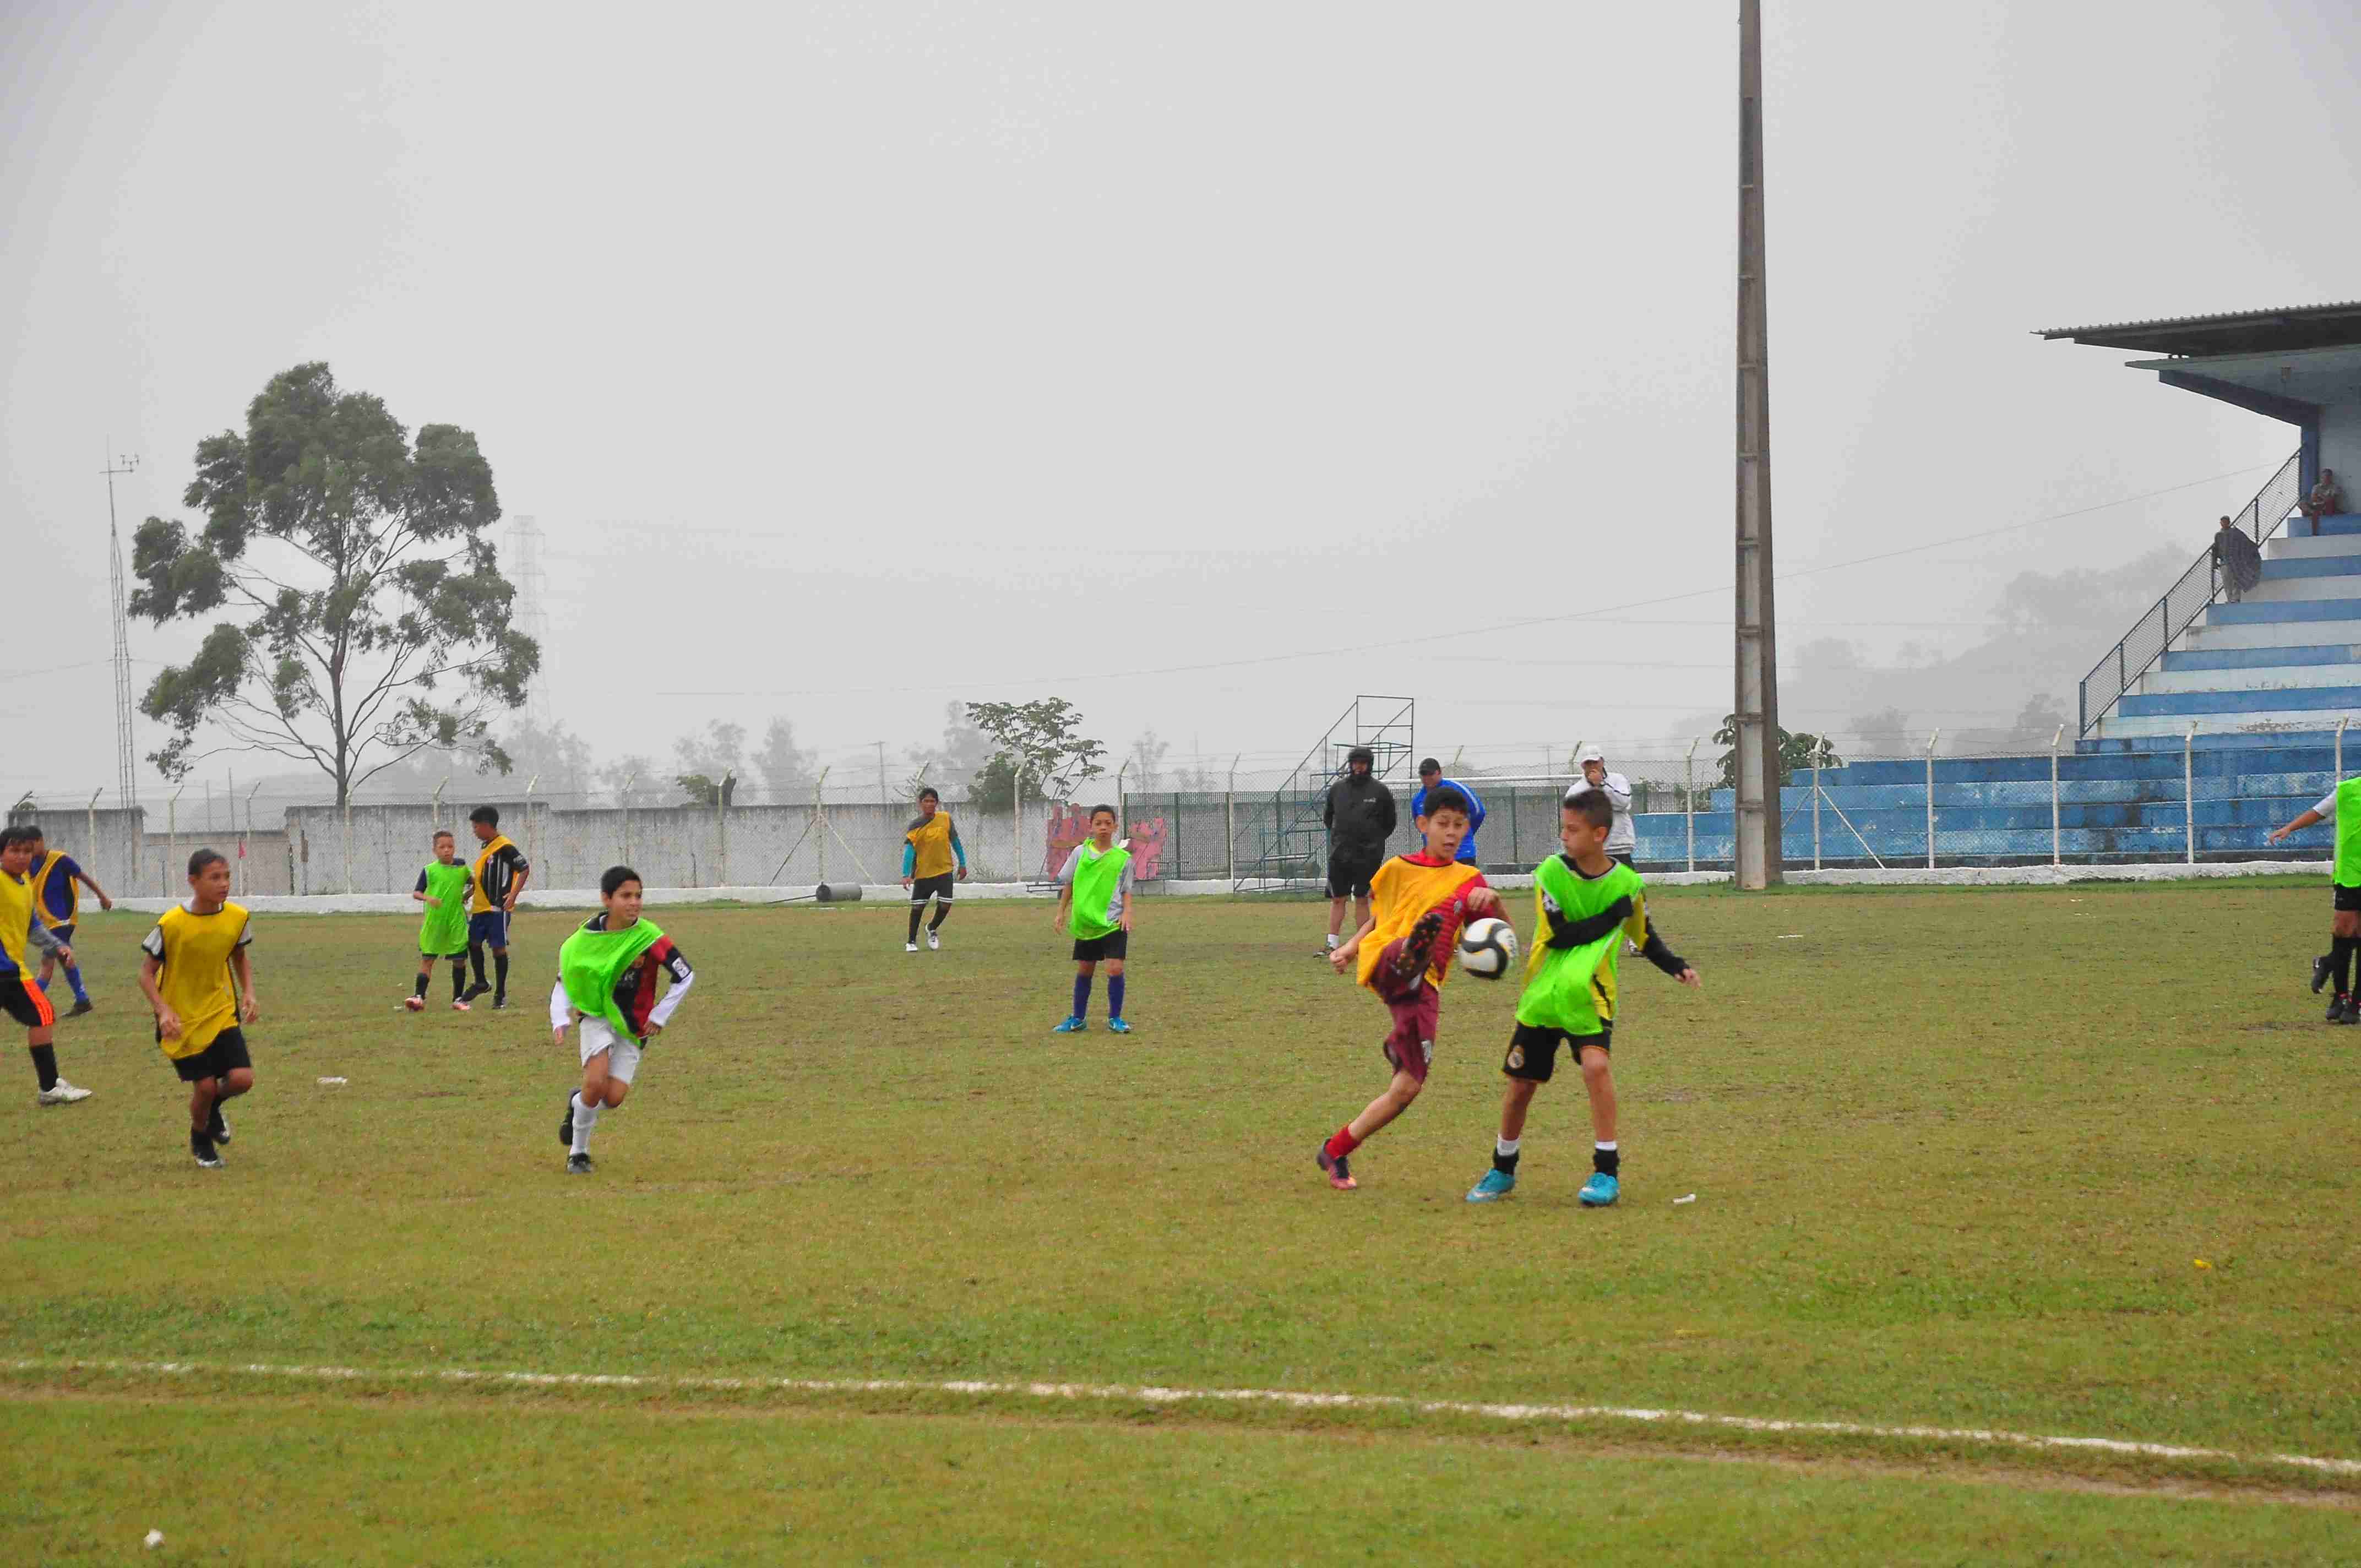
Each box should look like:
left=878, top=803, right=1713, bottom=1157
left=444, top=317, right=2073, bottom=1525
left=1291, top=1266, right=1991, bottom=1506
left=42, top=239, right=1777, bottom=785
left=553, top=866, right=695, bottom=1174
left=137, top=850, right=259, bottom=1168
left=1316, top=786, right=1500, bottom=1190
left=1466, top=787, right=1698, bottom=1209
left=407, top=830, right=474, bottom=1011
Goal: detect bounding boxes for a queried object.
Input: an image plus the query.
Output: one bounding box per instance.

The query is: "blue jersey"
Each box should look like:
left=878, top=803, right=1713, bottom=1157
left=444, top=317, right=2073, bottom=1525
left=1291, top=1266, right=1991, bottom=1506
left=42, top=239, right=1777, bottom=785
left=30, top=851, right=84, bottom=928
left=1410, top=780, right=1486, bottom=865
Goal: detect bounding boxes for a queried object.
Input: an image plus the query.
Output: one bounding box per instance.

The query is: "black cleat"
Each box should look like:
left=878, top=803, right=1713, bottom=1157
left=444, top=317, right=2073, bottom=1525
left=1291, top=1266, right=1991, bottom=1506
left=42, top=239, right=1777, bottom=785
left=67, top=999, right=94, bottom=1017
left=566, top=1152, right=594, bottom=1175
left=2332, top=994, right=2356, bottom=1025
left=559, top=1094, right=575, bottom=1147
left=192, top=1133, right=223, bottom=1169
left=491, top=995, right=508, bottom=1010
left=208, top=1106, right=232, bottom=1144
left=1389, top=910, right=1446, bottom=987
left=2342, top=997, right=2360, bottom=1026
left=462, top=981, right=491, bottom=1001
left=2314, top=954, right=2335, bottom=995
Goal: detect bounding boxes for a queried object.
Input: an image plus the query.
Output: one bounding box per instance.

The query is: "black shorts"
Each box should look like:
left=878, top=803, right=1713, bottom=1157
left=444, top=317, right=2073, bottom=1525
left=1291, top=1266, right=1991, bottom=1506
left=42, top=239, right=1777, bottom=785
left=2336, top=884, right=2361, bottom=913
left=169, top=1028, right=253, bottom=1084
left=1502, top=1021, right=1611, bottom=1083
left=1326, top=848, right=1381, bottom=900
left=0, top=979, right=53, bottom=1030
left=1072, top=930, right=1129, bottom=963
left=910, top=873, right=956, bottom=904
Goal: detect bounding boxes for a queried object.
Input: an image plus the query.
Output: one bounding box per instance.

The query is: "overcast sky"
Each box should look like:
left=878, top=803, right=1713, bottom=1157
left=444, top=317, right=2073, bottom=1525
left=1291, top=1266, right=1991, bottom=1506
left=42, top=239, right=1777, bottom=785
left=7, top=0, right=2358, bottom=801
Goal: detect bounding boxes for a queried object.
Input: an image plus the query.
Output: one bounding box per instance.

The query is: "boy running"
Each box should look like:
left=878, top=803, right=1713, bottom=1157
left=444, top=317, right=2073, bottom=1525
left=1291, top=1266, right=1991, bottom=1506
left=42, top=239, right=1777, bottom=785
left=1051, top=805, right=1134, bottom=1035
left=137, top=849, right=258, bottom=1168
left=1315, top=786, right=1502, bottom=1190
left=24, top=828, right=113, bottom=1015
left=2270, top=782, right=2361, bottom=1023
left=461, top=805, right=531, bottom=1008
left=901, top=787, right=969, bottom=952
left=407, top=830, right=474, bottom=1012
left=553, top=865, right=695, bottom=1174
left=0, top=825, right=92, bottom=1106
left=1466, top=788, right=1699, bottom=1208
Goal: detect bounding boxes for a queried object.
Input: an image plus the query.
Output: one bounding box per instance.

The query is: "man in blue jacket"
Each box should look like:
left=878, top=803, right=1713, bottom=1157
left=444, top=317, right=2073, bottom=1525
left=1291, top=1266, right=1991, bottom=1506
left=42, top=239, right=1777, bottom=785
left=1410, top=757, right=1485, bottom=867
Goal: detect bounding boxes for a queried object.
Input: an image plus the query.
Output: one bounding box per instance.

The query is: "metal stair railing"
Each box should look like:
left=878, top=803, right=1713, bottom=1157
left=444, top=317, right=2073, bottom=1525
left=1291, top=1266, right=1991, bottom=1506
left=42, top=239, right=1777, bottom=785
left=2077, top=451, right=2303, bottom=738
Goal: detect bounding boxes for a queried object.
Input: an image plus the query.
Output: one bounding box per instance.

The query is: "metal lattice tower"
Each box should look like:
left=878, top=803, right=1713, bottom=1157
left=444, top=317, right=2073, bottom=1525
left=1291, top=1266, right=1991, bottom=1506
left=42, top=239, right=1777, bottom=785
left=104, top=449, right=140, bottom=814
left=508, top=514, right=550, bottom=724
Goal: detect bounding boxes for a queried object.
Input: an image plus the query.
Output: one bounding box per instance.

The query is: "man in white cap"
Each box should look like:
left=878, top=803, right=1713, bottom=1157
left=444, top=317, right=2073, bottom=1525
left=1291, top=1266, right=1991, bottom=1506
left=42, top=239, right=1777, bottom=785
left=1564, top=748, right=1636, bottom=869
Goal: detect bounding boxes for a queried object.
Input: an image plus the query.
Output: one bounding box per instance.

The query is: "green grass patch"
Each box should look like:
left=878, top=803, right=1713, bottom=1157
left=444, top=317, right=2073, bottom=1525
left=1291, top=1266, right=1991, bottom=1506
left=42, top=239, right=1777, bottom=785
left=5, top=884, right=2358, bottom=1553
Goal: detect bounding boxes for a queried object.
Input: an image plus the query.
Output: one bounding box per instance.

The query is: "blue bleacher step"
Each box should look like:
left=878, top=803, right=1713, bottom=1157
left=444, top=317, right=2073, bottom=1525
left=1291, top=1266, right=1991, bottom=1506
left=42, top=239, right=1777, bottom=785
left=2162, top=644, right=2361, bottom=672
left=2117, top=685, right=2361, bottom=717
left=2304, top=513, right=2361, bottom=536
left=2209, top=597, right=2361, bottom=625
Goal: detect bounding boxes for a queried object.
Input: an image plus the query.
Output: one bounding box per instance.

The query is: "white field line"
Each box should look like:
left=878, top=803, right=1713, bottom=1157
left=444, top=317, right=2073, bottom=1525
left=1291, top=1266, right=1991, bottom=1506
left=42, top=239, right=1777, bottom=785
left=8, top=1356, right=2358, bottom=1478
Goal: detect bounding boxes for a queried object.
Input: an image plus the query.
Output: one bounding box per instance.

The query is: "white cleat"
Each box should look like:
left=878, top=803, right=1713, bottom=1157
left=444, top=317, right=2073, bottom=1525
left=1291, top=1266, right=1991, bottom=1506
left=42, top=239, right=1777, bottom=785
left=926, top=930, right=940, bottom=951
left=404, top=995, right=426, bottom=1012
left=905, top=942, right=920, bottom=954
left=37, top=1079, right=94, bottom=1106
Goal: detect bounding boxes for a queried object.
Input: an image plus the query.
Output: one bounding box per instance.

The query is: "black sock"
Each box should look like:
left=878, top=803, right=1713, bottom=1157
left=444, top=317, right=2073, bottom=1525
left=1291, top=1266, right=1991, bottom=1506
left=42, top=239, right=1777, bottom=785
left=2336, top=937, right=2355, bottom=997
left=1492, top=1148, right=1520, bottom=1175
left=30, top=1046, right=58, bottom=1092
left=908, top=904, right=924, bottom=943
left=1593, top=1146, right=1620, bottom=1177
left=469, top=944, right=487, bottom=987
left=928, top=905, right=950, bottom=933
left=451, top=961, right=466, bottom=1000
left=493, top=951, right=509, bottom=1000
left=413, top=973, right=430, bottom=999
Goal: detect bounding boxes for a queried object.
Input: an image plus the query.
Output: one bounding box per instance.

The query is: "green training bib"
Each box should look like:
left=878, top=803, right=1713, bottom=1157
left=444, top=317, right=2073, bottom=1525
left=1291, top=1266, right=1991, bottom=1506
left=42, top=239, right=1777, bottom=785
left=418, top=862, right=472, bottom=954
left=559, top=916, right=666, bottom=1045
left=2336, top=778, right=2361, bottom=889
left=1069, top=842, right=1130, bottom=941
left=1516, top=854, right=1645, bottom=1035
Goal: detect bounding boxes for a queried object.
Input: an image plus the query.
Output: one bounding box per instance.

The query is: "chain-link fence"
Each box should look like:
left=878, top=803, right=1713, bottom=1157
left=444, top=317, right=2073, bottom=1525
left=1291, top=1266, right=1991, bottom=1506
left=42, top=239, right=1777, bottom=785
left=13, top=732, right=2353, bottom=895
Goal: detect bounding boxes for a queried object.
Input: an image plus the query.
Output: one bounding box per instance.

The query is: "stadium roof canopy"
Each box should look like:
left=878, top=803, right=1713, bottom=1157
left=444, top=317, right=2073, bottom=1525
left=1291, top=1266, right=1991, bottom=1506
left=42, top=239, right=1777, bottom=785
left=2037, top=301, right=2361, bottom=357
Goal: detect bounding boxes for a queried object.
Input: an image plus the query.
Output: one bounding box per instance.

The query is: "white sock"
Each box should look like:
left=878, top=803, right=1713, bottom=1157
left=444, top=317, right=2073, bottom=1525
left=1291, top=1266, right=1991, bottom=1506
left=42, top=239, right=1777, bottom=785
left=1326, top=934, right=1339, bottom=949
left=572, top=1093, right=600, bottom=1156
left=1495, top=1136, right=1520, bottom=1158
left=1595, top=1140, right=1617, bottom=1153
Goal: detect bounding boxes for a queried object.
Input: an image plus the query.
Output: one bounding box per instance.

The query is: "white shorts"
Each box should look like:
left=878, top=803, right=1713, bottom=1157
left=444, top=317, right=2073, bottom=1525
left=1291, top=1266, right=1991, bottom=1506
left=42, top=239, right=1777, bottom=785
left=579, top=1017, right=643, bottom=1084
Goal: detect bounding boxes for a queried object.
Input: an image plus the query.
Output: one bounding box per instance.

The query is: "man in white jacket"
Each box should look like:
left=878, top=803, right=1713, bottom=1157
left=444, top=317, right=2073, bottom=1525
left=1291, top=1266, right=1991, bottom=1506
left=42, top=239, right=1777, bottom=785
left=1565, top=747, right=1636, bottom=868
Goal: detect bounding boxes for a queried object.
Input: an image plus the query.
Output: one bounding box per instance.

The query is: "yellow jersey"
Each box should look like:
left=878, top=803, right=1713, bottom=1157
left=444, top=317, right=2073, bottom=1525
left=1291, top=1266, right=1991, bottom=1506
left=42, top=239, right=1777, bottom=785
left=904, top=812, right=959, bottom=879
left=141, top=900, right=253, bottom=1058
left=29, top=850, right=78, bottom=929
left=1357, top=853, right=1488, bottom=990
left=0, top=869, right=39, bottom=981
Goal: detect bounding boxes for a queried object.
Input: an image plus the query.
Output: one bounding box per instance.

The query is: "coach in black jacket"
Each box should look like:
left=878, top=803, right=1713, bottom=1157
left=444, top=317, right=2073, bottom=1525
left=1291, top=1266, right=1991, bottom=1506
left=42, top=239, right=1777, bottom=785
left=1320, top=747, right=1399, bottom=957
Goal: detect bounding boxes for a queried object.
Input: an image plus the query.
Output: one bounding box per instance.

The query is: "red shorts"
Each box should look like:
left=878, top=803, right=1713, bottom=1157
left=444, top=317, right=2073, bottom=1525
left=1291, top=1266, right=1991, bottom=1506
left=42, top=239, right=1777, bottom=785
left=1372, top=933, right=1442, bottom=1081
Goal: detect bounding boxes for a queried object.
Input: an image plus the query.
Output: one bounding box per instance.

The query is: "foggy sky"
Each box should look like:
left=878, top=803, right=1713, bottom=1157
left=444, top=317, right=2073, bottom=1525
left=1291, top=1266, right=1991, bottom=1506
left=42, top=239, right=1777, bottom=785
left=7, top=0, right=2358, bottom=801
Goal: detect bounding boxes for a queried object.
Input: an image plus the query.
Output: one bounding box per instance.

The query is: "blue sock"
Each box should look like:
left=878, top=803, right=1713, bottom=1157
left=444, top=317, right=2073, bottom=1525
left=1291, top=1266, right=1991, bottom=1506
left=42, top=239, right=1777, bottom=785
left=1108, top=974, right=1125, bottom=1020
left=34, top=974, right=48, bottom=993
left=64, top=966, right=87, bottom=1004
left=1071, top=972, right=1092, bottom=1020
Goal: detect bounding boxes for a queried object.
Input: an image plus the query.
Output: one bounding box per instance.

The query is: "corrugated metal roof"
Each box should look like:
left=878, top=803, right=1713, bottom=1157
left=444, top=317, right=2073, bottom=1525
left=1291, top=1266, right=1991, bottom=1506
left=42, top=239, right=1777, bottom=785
left=2037, top=301, right=2361, bottom=338
left=2038, top=301, right=2361, bottom=355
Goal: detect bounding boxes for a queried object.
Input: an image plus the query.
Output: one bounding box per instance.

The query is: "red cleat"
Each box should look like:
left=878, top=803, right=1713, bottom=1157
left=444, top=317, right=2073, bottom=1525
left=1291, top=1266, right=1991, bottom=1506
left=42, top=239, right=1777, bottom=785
left=1317, top=1145, right=1357, bottom=1191
left=404, top=996, right=425, bottom=1012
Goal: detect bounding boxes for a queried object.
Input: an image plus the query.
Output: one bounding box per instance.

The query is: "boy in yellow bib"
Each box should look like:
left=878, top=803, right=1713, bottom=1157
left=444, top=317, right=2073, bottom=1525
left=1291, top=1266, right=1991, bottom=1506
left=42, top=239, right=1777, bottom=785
left=0, top=825, right=92, bottom=1106
left=137, top=849, right=260, bottom=1168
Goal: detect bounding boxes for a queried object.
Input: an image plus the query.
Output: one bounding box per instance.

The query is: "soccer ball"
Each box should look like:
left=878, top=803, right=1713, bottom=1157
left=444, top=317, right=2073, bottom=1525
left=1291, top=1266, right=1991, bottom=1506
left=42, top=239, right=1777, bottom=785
left=1457, top=917, right=1518, bottom=980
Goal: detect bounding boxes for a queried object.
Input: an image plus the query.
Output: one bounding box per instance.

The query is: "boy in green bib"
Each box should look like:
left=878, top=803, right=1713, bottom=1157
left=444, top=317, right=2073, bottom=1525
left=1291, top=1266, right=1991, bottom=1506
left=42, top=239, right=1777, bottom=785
left=550, top=865, right=697, bottom=1174
left=1466, top=787, right=1699, bottom=1208
left=1052, top=805, right=1135, bottom=1034
left=407, top=831, right=474, bottom=1012
left=2268, top=777, right=2361, bottom=1023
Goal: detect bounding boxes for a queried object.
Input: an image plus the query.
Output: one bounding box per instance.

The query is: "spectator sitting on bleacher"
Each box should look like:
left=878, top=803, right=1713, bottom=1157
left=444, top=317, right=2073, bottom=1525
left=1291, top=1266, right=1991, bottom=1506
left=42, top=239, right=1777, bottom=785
left=2299, top=469, right=2345, bottom=530
left=2213, top=514, right=2262, bottom=603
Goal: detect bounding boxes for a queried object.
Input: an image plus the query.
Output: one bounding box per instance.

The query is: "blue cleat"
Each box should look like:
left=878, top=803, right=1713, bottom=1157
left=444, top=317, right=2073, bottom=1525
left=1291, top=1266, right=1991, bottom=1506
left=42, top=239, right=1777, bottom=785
left=1107, top=1017, right=1131, bottom=1034
left=1579, top=1172, right=1620, bottom=1208
left=1466, top=1169, right=1516, bottom=1203
left=1051, top=1016, right=1087, bottom=1034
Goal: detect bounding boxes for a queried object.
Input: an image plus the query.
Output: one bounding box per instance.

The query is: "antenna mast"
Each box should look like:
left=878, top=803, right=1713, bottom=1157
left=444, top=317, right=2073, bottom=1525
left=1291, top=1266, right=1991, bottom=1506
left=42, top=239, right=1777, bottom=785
left=104, top=448, right=141, bottom=817
left=509, top=514, right=551, bottom=726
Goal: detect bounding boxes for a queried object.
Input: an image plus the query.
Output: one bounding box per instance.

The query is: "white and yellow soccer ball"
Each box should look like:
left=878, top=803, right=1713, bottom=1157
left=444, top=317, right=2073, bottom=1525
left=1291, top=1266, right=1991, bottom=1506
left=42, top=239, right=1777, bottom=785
left=1456, top=916, right=1518, bottom=980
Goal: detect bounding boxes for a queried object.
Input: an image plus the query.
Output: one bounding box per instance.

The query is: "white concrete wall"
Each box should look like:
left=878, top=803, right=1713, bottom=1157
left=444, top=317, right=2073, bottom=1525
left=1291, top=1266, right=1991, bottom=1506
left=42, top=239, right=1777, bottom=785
left=2321, top=402, right=2361, bottom=491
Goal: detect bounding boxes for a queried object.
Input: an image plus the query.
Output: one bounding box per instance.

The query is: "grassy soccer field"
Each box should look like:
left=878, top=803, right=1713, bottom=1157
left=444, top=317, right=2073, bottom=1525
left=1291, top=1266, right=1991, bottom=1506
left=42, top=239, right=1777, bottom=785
left=4, top=881, right=2358, bottom=1562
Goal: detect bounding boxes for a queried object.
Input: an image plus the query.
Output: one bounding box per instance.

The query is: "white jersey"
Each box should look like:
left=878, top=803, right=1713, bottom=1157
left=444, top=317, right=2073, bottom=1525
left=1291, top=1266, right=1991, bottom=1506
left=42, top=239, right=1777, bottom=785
left=1566, top=773, right=1635, bottom=856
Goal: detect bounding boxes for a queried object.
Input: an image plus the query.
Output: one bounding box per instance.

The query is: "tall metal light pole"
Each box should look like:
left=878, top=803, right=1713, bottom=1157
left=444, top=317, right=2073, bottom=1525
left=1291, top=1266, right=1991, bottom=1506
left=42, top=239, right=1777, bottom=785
left=104, top=448, right=142, bottom=852
left=1733, top=0, right=1783, bottom=888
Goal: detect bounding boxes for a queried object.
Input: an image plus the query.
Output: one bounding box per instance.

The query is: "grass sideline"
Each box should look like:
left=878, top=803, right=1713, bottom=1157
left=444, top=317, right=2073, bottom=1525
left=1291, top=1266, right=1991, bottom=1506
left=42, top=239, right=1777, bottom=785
left=6, top=883, right=2358, bottom=1556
